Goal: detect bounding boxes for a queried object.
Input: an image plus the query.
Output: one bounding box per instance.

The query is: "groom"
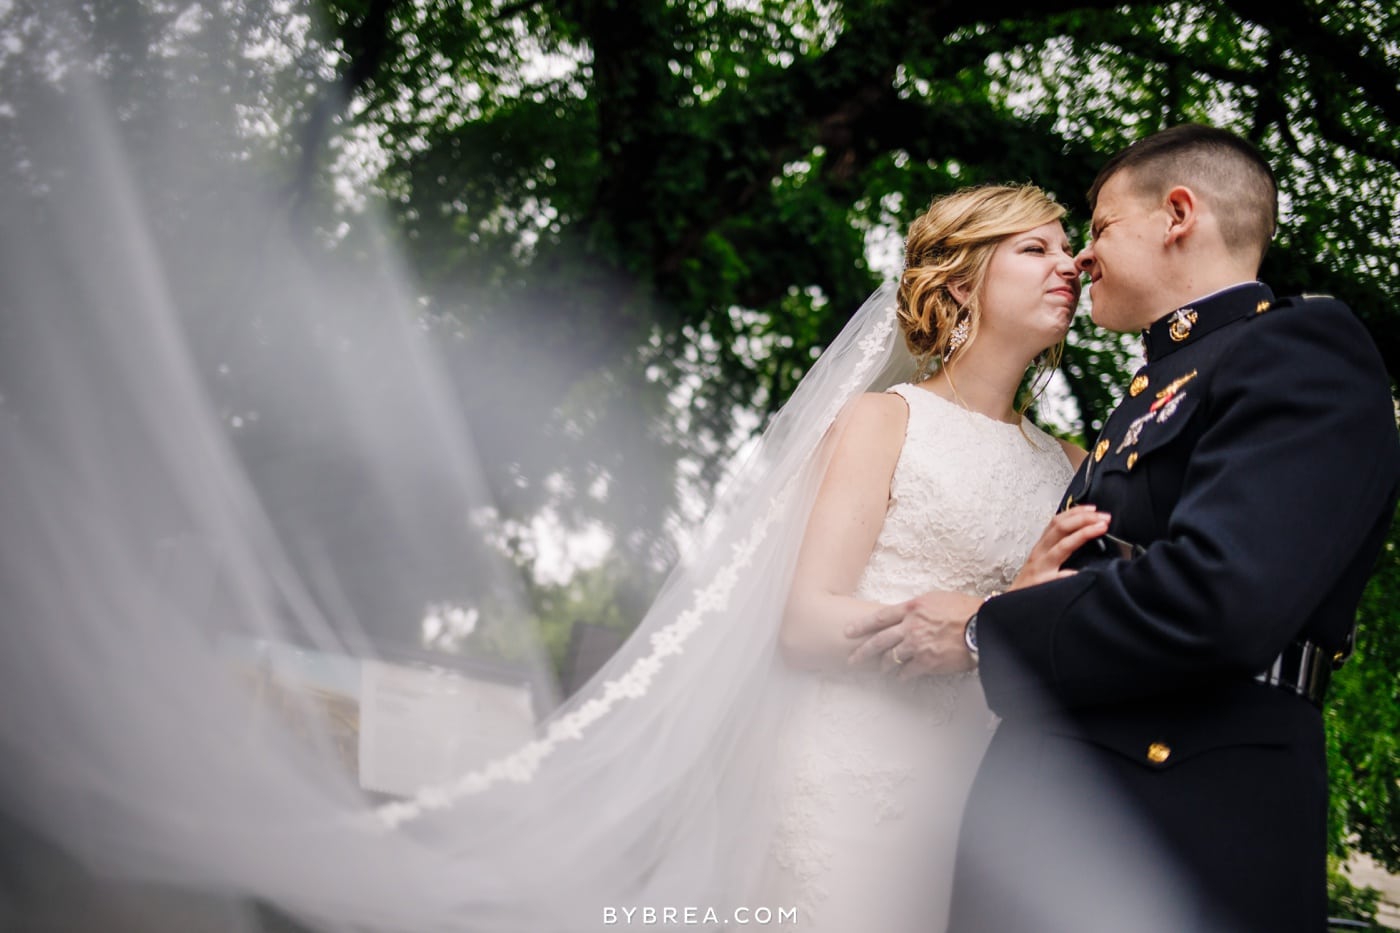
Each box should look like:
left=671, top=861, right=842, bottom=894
left=853, top=125, right=1400, bottom=931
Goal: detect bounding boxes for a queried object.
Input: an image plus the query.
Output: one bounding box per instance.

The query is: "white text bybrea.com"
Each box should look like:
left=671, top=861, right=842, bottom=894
left=602, top=906, right=799, bottom=926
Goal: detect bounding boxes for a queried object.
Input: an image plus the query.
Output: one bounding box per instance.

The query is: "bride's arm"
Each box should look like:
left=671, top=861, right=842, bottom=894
left=779, top=392, right=908, bottom=671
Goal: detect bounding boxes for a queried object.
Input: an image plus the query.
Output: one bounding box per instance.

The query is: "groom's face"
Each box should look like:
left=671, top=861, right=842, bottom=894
left=1075, top=171, right=1168, bottom=333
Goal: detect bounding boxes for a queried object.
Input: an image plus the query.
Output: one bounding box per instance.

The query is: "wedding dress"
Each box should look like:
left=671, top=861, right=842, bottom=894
left=758, top=384, right=1075, bottom=932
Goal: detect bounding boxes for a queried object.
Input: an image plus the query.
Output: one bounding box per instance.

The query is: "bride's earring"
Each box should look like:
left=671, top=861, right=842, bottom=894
left=943, top=309, right=971, bottom=364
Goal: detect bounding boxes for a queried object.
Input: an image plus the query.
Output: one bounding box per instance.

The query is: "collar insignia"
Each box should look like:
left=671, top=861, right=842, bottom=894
left=1142, top=284, right=1274, bottom=361
left=1168, top=307, right=1197, bottom=342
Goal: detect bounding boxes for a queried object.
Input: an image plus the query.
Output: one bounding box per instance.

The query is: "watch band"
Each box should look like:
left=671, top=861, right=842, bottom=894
left=965, top=592, right=1000, bottom=663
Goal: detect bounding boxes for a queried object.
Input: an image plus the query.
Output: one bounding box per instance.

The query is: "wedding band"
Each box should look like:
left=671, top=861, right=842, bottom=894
left=891, top=647, right=905, bottom=665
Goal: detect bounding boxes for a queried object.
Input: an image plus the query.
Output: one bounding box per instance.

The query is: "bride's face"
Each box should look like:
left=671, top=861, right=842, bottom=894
left=974, top=220, right=1080, bottom=354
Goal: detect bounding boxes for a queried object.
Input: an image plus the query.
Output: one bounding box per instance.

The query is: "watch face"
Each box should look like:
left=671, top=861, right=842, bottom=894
left=965, top=615, right=979, bottom=653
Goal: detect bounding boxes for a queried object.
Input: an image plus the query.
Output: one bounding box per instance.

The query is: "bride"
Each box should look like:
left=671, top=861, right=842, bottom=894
left=0, top=100, right=1084, bottom=930
left=758, top=183, right=1086, bottom=930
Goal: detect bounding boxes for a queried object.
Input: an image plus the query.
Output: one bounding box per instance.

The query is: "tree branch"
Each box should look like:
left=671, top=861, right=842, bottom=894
left=647, top=0, right=1160, bottom=283
left=1312, top=93, right=1400, bottom=173
left=286, top=0, right=402, bottom=220
left=492, top=0, right=545, bottom=23
left=1226, top=0, right=1400, bottom=127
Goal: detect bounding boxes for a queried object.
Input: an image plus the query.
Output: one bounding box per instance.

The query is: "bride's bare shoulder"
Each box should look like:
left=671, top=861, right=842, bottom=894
left=835, top=390, right=910, bottom=434
left=821, top=391, right=910, bottom=464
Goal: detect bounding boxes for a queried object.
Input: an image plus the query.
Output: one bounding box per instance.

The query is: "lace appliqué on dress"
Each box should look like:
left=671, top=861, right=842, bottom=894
left=770, top=721, right=915, bottom=918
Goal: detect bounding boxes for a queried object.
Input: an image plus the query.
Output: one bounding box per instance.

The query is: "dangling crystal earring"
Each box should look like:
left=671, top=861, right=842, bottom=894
left=943, top=309, right=971, bottom=364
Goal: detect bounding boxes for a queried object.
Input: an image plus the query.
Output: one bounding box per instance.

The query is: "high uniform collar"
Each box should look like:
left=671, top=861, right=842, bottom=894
left=1142, top=282, right=1275, bottom=362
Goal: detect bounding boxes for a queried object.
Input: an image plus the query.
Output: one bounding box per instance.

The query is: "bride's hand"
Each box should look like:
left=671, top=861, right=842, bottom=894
left=1010, top=505, right=1111, bottom=590
left=844, top=591, right=982, bottom=679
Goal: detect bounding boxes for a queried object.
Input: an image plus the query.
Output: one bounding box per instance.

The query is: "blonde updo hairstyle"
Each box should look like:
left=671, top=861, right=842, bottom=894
left=899, top=184, right=1067, bottom=374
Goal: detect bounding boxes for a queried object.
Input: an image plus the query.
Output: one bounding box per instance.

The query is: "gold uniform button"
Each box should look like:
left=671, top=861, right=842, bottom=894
left=1129, top=374, right=1149, bottom=397
left=1094, top=439, right=1109, bottom=462
left=1126, top=452, right=1139, bottom=470
left=1146, top=742, right=1171, bottom=764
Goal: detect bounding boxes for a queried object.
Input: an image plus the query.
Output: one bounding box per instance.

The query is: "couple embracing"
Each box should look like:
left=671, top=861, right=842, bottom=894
left=765, top=123, right=1398, bottom=932
left=12, top=122, right=1389, bottom=933
left=360, top=123, right=1397, bottom=933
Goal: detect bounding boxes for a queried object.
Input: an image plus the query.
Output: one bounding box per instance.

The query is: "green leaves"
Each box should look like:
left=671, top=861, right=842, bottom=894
left=1328, top=501, right=1400, bottom=875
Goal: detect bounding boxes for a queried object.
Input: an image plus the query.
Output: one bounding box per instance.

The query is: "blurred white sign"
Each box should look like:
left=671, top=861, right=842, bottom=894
left=358, top=660, right=534, bottom=797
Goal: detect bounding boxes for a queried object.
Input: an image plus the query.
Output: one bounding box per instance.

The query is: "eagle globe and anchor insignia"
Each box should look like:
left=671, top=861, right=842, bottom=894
left=1167, top=307, right=1197, bottom=341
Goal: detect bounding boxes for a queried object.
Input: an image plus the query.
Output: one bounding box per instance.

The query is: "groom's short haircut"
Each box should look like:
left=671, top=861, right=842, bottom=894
left=1088, top=124, right=1278, bottom=267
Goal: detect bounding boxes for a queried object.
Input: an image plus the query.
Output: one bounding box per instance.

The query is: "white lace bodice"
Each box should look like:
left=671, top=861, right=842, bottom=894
left=855, top=383, right=1077, bottom=604
left=760, top=383, right=1076, bottom=931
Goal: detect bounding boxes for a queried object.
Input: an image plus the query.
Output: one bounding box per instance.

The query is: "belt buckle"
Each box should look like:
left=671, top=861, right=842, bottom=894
left=1255, top=640, right=1333, bottom=708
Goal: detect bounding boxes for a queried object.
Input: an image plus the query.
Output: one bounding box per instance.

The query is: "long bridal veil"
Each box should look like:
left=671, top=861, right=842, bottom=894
left=0, top=5, right=917, bottom=929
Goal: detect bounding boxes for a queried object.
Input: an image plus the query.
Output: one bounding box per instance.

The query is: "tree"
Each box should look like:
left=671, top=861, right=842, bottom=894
left=261, top=0, right=1398, bottom=580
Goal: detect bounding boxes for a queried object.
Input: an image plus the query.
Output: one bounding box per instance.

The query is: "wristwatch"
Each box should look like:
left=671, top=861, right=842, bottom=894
left=965, top=592, right=1000, bottom=662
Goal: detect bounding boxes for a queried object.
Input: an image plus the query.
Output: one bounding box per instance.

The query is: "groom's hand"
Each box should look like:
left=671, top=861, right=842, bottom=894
left=845, top=591, right=982, bottom=679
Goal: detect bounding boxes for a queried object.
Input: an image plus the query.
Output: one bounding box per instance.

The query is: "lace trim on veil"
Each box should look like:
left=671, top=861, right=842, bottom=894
left=376, top=289, right=903, bottom=828
left=375, top=483, right=796, bottom=827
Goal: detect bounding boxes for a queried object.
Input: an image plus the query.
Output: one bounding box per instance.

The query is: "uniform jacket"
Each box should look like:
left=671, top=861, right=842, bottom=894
left=978, top=280, right=1399, bottom=767
left=951, top=282, right=1398, bottom=932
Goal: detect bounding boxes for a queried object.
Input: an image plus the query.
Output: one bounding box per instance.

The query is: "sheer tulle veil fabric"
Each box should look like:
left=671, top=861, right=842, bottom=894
left=0, top=26, right=920, bottom=927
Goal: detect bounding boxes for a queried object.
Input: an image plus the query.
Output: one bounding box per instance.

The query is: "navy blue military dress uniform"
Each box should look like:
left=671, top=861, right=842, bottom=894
left=948, top=283, right=1400, bottom=932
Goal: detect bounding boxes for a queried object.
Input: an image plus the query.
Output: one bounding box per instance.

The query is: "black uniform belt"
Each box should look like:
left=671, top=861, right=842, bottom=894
left=1056, top=523, right=1345, bottom=708
left=1254, top=640, right=1339, bottom=708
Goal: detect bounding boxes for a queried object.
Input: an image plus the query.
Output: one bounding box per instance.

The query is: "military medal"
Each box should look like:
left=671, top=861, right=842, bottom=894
left=1150, top=370, right=1197, bottom=414
left=1154, top=392, right=1187, bottom=421
left=1115, top=370, right=1199, bottom=454
left=1167, top=307, right=1197, bottom=342
left=1115, top=410, right=1156, bottom=453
